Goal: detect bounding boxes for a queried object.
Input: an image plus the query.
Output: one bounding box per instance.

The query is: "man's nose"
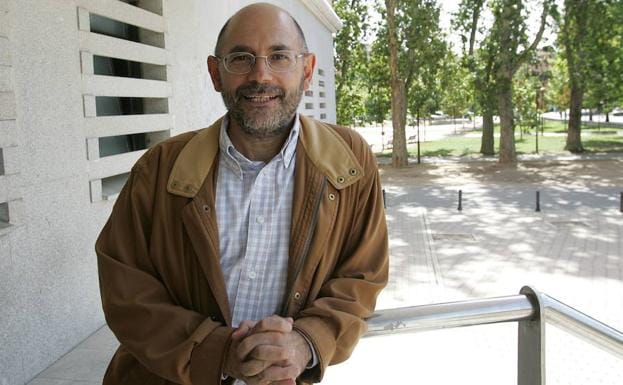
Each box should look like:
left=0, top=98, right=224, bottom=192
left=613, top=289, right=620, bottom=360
left=248, top=56, right=272, bottom=82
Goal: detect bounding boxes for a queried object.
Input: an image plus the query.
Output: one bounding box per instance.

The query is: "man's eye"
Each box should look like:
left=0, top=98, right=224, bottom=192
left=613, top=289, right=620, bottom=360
left=270, top=53, right=291, bottom=62
left=230, top=55, right=251, bottom=63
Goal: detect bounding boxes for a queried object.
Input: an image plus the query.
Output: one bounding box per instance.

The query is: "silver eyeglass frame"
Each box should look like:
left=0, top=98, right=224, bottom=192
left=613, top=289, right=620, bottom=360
left=214, top=50, right=309, bottom=74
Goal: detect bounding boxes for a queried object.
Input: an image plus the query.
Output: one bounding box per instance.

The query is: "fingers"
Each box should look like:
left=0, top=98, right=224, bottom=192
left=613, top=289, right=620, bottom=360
left=244, top=364, right=300, bottom=384
left=248, top=344, right=293, bottom=362
left=232, top=315, right=303, bottom=385
left=237, top=331, right=287, bottom=360
left=232, top=319, right=257, bottom=340
left=239, top=357, right=273, bottom=377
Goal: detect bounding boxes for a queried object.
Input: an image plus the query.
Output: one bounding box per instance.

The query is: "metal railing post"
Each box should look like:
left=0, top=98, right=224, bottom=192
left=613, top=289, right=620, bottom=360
left=518, top=286, right=546, bottom=385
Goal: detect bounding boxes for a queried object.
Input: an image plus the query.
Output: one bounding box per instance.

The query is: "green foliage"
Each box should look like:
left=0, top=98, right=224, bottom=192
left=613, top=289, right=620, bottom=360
left=406, top=1, right=447, bottom=120
left=366, top=18, right=391, bottom=124
left=451, top=0, right=485, bottom=56
left=513, top=64, right=544, bottom=131
left=439, top=53, right=473, bottom=119
left=453, top=0, right=497, bottom=117
left=559, top=0, right=622, bottom=151
left=333, top=0, right=370, bottom=125
left=580, top=1, right=623, bottom=113
left=333, top=0, right=622, bottom=160
left=375, top=0, right=447, bottom=119
left=547, top=54, right=571, bottom=112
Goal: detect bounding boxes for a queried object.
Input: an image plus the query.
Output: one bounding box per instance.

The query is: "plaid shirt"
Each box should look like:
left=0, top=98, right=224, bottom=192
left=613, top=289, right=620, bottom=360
left=215, top=116, right=299, bottom=328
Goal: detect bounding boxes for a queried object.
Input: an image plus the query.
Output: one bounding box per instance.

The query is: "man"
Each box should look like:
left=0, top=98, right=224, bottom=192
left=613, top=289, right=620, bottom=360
left=95, top=3, right=388, bottom=385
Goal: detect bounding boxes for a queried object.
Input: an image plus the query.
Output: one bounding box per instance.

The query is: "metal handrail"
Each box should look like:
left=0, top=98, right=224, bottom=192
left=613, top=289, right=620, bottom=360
left=542, top=293, right=623, bottom=360
left=363, top=286, right=623, bottom=385
left=366, top=294, right=534, bottom=336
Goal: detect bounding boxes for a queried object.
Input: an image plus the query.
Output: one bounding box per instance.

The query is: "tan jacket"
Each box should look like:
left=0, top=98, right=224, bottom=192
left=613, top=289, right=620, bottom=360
left=96, top=115, right=389, bottom=385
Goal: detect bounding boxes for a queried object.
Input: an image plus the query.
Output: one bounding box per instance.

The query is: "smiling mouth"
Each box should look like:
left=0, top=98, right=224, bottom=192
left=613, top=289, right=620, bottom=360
left=243, top=95, right=280, bottom=103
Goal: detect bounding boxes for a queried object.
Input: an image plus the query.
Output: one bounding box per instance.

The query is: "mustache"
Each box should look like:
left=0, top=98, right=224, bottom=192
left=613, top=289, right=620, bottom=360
left=235, top=82, right=284, bottom=100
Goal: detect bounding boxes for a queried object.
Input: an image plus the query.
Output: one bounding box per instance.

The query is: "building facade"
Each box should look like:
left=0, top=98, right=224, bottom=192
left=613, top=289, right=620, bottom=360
left=0, top=1, right=340, bottom=384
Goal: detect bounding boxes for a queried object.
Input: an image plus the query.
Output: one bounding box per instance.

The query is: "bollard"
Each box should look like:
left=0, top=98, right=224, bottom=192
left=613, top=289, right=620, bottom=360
left=535, top=191, right=541, bottom=212
left=620, top=192, right=622, bottom=213
left=383, top=189, right=386, bottom=209
left=458, top=190, right=463, bottom=212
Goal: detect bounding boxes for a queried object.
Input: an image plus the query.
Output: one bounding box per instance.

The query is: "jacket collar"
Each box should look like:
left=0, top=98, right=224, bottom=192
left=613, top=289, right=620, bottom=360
left=167, top=115, right=364, bottom=198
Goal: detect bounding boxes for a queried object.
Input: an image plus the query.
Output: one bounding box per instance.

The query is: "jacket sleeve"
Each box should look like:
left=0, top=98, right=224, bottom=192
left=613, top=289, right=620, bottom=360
left=95, top=157, right=233, bottom=385
left=294, top=146, right=389, bottom=383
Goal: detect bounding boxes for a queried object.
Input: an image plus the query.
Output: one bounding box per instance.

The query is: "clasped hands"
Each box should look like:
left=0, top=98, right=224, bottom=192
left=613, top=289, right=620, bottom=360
left=224, top=315, right=312, bottom=385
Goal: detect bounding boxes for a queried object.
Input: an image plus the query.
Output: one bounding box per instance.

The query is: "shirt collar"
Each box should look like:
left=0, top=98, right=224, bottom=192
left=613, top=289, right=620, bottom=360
left=218, top=114, right=300, bottom=177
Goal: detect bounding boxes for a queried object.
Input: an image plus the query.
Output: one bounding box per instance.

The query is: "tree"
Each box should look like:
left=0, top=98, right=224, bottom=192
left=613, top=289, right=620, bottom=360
left=455, top=0, right=554, bottom=161
left=383, top=0, right=446, bottom=167
left=513, top=67, right=540, bottom=135
left=578, top=1, right=623, bottom=125
left=560, top=0, right=590, bottom=152
left=333, top=0, right=370, bottom=126
left=365, top=37, right=391, bottom=125
left=453, top=0, right=497, bottom=155
left=558, top=0, right=623, bottom=151
left=384, top=0, right=408, bottom=166
left=439, top=53, right=472, bottom=126
left=547, top=54, right=571, bottom=118
left=490, top=0, right=554, bottom=163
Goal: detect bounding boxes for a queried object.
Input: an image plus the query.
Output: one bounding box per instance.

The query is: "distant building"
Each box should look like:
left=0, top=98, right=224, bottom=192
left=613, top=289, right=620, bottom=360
left=0, top=1, right=340, bottom=384
left=529, top=45, right=556, bottom=81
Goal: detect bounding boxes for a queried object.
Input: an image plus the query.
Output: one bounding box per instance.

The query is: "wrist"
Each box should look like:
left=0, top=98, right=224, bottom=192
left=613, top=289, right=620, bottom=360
left=293, top=329, right=313, bottom=368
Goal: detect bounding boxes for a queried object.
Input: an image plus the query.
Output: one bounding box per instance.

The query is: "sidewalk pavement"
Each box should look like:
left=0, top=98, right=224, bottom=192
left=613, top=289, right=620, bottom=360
left=27, top=171, right=623, bottom=385
left=323, top=181, right=623, bottom=385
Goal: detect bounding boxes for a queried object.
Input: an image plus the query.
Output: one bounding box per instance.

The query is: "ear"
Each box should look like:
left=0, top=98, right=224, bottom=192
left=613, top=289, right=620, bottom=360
left=207, top=56, right=223, bottom=92
left=302, top=53, right=316, bottom=90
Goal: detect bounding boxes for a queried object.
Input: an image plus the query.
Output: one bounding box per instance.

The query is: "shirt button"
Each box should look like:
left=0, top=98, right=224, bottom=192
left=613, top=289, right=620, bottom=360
left=256, top=216, right=265, bottom=224
left=248, top=270, right=257, bottom=279
left=294, top=292, right=301, bottom=300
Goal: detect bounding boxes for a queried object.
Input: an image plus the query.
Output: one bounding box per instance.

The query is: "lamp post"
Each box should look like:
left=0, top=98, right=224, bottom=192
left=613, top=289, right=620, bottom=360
left=417, top=118, right=421, bottom=164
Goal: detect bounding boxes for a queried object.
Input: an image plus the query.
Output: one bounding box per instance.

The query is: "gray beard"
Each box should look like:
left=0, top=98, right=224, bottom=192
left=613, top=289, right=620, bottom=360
left=222, top=80, right=304, bottom=139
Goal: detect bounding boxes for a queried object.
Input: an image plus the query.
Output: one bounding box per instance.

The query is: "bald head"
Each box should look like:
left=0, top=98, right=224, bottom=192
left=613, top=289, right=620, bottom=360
left=214, top=3, right=308, bottom=57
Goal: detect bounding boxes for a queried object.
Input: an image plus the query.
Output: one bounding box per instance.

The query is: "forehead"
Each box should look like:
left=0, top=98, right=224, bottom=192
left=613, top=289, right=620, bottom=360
left=220, top=8, right=301, bottom=53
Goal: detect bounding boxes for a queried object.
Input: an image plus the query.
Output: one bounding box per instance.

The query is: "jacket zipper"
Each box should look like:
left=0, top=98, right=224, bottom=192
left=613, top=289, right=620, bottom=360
left=281, top=177, right=327, bottom=315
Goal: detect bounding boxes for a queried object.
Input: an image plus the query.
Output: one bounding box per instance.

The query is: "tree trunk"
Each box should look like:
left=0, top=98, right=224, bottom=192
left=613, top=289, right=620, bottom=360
left=497, top=78, right=517, bottom=163
left=562, top=0, right=588, bottom=153
left=491, top=0, right=550, bottom=164
left=565, top=85, right=584, bottom=152
left=385, top=0, right=408, bottom=167
left=391, top=82, right=408, bottom=166
left=480, top=113, right=495, bottom=155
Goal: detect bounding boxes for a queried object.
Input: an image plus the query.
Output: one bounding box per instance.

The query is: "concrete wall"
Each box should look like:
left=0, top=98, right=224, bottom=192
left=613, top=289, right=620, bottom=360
left=0, top=1, right=340, bottom=384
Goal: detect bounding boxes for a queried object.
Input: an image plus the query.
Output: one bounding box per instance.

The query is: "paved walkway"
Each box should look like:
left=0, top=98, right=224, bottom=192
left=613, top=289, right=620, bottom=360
left=324, top=181, right=623, bottom=385
left=28, top=171, right=623, bottom=385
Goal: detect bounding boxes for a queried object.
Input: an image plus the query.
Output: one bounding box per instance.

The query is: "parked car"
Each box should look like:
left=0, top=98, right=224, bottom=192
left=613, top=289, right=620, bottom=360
left=431, top=111, right=449, bottom=119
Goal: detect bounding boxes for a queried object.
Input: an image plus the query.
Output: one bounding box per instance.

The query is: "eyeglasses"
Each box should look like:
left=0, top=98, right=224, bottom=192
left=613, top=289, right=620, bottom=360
left=215, top=50, right=308, bottom=74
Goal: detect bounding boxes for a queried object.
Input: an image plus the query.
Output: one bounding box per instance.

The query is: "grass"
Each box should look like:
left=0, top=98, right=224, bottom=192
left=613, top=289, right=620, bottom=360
left=377, top=120, right=623, bottom=158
